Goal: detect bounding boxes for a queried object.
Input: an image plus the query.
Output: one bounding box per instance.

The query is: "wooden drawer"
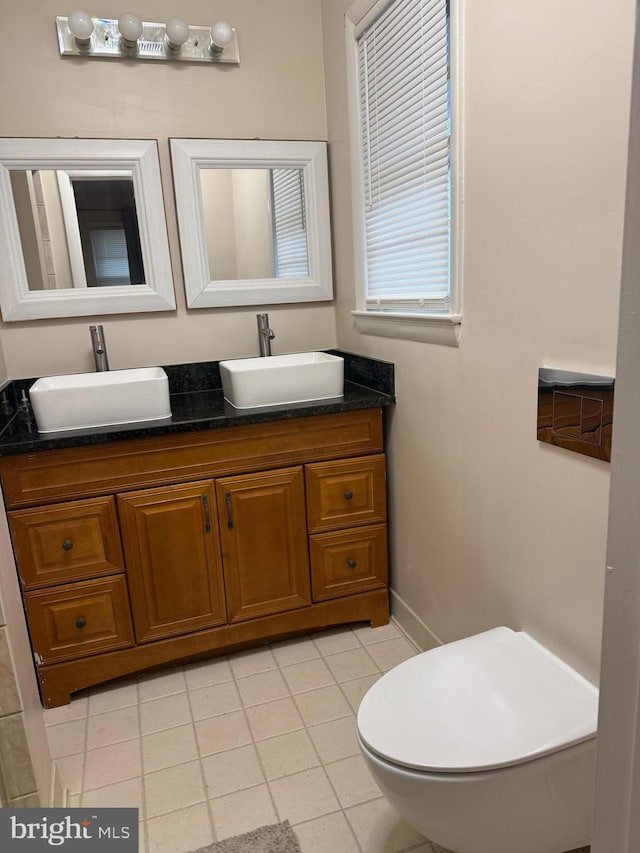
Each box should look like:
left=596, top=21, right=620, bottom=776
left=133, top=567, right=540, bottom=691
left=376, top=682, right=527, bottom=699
left=9, top=497, right=124, bottom=590
left=310, top=524, right=388, bottom=601
left=24, top=576, right=134, bottom=664
left=305, top=454, right=386, bottom=533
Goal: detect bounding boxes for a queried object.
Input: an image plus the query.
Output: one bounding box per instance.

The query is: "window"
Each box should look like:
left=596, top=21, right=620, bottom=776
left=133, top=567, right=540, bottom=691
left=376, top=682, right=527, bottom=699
left=346, top=0, right=462, bottom=343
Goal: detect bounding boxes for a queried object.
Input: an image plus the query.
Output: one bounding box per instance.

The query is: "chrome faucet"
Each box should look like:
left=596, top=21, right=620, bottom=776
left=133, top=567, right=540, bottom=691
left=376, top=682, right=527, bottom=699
left=90, top=325, right=109, bottom=372
left=257, top=313, right=275, bottom=357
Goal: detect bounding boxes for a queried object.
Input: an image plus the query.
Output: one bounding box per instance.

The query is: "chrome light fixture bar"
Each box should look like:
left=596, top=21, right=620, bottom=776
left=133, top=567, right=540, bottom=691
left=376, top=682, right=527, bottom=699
left=56, top=13, right=240, bottom=64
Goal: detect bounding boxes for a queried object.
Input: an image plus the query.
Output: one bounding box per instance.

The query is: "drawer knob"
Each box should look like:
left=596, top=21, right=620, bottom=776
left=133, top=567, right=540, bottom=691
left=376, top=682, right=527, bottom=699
left=344, top=490, right=354, bottom=501
left=62, top=540, right=74, bottom=551
left=75, top=617, right=86, bottom=629
left=347, top=559, right=357, bottom=569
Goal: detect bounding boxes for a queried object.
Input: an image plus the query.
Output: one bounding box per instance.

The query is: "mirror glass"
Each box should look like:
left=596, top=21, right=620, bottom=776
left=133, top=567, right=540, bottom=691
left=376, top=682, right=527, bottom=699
left=10, top=170, right=145, bottom=291
left=171, top=139, right=332, bottom=308
left=0, top=139, right=175, bottom=320
left=201, top=167, right=309, bottom=281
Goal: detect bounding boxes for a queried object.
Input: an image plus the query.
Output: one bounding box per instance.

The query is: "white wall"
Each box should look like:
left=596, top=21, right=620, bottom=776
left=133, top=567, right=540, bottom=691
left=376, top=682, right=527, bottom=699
left=0, top=0, right=335, bottom=378
left=321, top=0, right=635, bottom=682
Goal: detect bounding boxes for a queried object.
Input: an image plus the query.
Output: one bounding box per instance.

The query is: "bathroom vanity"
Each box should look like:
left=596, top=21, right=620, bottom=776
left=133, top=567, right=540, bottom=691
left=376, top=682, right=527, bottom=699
left=0, top=353, right=393, bottom=707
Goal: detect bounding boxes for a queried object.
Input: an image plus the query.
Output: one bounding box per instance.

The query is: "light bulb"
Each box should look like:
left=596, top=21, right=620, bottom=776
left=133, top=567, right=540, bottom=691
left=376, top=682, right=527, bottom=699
left=118, top=12, right=143, bottom=46
left=210, top=21, right=233, bottom=52
left=165, top=17, right=189, bottom=50
left=67, top=9, right=94, bottom=44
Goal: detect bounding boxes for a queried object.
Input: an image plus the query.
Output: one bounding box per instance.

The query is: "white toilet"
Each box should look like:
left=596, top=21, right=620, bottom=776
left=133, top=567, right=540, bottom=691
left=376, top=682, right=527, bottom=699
left=357, top=626, right=599, bottom=853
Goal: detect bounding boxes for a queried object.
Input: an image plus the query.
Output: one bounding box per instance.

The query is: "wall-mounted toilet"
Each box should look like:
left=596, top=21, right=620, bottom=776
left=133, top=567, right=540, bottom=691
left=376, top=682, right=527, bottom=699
left=357, top=626, right=598, bottom=853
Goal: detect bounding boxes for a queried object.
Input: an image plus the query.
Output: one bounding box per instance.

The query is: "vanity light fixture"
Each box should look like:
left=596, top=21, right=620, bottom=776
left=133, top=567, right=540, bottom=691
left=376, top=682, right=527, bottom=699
left=56, top=11, right=240, bottom=64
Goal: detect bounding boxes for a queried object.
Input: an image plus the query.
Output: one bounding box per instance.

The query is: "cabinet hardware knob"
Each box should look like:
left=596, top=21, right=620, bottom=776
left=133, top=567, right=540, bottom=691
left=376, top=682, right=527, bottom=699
left=62, top=540, right=73, bottom=551
left=347, top=559, right=357, bottom=569
left=344, top=490, right=353, bottom=501
left=75, top=617, right=86, bottom=629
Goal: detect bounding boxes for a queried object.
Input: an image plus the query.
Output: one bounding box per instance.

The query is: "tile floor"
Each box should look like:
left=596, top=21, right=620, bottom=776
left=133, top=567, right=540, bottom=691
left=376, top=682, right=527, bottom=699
left=44, top=621, right=435, bottom=853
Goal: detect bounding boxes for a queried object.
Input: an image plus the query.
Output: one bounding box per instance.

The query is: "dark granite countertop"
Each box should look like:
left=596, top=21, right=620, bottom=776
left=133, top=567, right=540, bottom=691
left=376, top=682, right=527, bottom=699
left=0, top=350, right=394, bottom=457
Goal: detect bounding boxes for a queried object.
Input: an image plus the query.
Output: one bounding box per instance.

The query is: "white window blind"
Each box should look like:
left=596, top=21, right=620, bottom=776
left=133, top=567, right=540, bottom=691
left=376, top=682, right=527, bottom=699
left=357, top=0, right=450, bottom=311
left=272, top=168, right=309, bottom=278
left=90, top=228, right=132, bottom=287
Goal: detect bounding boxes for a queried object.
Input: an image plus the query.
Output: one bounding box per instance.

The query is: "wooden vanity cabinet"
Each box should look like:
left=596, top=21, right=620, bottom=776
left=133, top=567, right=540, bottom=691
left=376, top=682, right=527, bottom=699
left=0, top=409, right=389, bottom=707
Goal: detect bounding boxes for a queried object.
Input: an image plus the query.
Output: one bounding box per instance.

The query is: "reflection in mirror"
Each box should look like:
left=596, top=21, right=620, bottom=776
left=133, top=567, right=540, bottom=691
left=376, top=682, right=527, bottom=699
left=0, top=139, right=175, bottom=320
left=10, top=170, right=145, bottom=290
left=171, top=139, right=332, bottom=308
left=201, top=168, right=308, bottom=281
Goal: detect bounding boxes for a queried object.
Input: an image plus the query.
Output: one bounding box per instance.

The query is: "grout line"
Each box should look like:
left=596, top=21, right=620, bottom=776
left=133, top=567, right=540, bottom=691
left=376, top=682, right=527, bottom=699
left=135, top=677, right=149, bottom=853
left=223, top=648, right=280, bottom=829
left=182, top=665, right=218, bottom=846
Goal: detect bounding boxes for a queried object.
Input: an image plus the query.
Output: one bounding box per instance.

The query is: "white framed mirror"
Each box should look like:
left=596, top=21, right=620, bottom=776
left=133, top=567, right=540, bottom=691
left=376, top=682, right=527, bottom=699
left=170, top=139, right=333, bottom=308
left=0, top=138, right=175, bottom=320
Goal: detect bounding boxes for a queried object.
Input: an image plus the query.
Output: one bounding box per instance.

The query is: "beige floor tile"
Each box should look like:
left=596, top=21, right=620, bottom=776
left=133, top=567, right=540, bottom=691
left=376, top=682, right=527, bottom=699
left=209, top=784, right=278, bottom=840
left=55, top=754, right=84, bottom=794
left=245, top=697, right=304, bottom=741
left=142, top=723, right=198, bottom=773
left=43, top=695, right=88, bottom=726
left=202, top=744, right=264, bottom=798
left=236, top=670, right=290, bottom=707
left=184, top=655, right=233, bottom=690
left=146, top=802, right=213, bottom=853
left=256, top=730, right=319, bottom=780
left=46, top=718, right=87, bottom=759
left=138, top=668, right=186, bottom=702
left=81, top=776, right=143, bottom=811
left=83, top=739, right=142, bottom=791
left=144, top=759, right=205, bottom=818
left=324, top=648, right=380, bottom=683
left=280, top=658, right=335, bottom=694
left=88, top=680, right=138, bottom=715
left=229, top=646, right=277, bottom=678
left=365, top=638, right=416, bottom=672
left=293, top=685, right=353, bottom=726
left=352, top=622, right=402, bottom=645
left=325, top=754, right=381, bottom=808
left=294, top=811, right=361, bottom=853
left=312, top=627, right=362, bottom=656
left=189, top=680, right=242, bottom=721
left=195, top=710, right=252, bottom=756
left=86, top=705, right=139, bottom=751
left=269, top=637, right=320, bottom=667
left=269, top=767, right=339, bottom=824
left=308, top=716, right=360, bottom=764
left=140, top=692, right=191, bottom=736
left=341, top=674, right=382, bottom=712
left=346, top=797, right=425, bottom=853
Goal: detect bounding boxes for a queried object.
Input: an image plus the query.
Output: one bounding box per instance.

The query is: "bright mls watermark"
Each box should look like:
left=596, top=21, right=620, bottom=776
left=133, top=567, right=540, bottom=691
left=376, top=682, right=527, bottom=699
left=0, top=809, right=138, bottom=850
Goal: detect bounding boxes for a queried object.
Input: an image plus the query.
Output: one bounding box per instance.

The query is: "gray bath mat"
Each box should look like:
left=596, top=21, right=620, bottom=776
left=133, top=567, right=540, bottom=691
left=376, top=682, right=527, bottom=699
left=191, top=821, right=302, bottom=853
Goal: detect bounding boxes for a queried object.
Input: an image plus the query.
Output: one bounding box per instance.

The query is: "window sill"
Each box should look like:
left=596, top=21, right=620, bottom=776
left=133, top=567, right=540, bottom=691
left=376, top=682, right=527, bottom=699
left=351, top=310, right=461, bottom=346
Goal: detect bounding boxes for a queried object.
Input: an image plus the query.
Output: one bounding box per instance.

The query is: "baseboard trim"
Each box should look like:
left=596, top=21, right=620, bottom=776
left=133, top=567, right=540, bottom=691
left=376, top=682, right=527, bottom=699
left=390, top=589, right=442, bottom=652
left=50, top=761, right=66, bottom=807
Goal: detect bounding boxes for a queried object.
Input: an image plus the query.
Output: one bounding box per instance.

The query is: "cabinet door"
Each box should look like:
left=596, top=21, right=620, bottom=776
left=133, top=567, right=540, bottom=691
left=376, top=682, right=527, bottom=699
left=9, top=496, right=124, bottom=590
left=118, top=481, right=226, bottom=643
left=309, top=524, right=388, bottom=601
left=216, top=467, right=311, bottom=623
left=305, top=454, right=387, bottom=533
left=24, top=575, right=134, bottom=664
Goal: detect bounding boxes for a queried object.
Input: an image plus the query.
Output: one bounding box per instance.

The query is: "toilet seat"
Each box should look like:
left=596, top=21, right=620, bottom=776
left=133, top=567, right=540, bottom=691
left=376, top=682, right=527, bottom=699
left=357, top=626, right=598, bottom=774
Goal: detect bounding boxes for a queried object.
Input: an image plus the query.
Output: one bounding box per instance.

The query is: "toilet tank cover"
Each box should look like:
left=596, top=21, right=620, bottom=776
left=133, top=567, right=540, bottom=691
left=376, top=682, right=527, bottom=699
left=357, top=626, right=599, bottom=773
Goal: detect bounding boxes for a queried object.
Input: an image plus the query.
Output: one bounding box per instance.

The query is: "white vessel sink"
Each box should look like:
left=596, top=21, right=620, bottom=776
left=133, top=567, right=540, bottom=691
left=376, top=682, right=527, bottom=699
left=29, top=367, right=171, bottom=433
left=220, top=352, right=344, bottom=409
